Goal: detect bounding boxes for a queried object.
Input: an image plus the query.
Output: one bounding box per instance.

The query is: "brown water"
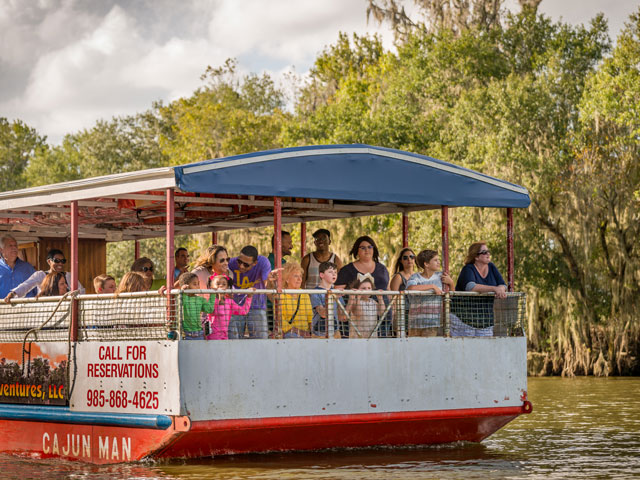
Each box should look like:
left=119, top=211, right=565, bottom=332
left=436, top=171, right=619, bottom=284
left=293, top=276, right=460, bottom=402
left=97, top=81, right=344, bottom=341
left=1, top=377, right=638, bottom=479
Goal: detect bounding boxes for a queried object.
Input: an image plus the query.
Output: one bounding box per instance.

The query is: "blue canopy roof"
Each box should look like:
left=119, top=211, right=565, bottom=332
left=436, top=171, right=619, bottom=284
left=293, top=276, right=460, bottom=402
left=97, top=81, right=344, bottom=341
left=175, top=145, right=530, bottom=208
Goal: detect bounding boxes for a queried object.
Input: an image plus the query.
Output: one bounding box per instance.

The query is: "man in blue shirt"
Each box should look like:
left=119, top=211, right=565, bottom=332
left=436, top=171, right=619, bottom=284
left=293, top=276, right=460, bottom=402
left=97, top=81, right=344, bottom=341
left=174, top=247, right=190, bottom=282
left=0, top=235, right=36, bottom=298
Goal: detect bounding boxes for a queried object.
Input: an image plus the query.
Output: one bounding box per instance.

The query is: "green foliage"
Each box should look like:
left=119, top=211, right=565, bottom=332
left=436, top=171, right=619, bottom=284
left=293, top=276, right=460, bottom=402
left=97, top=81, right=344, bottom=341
left=0, top=118, right=46, bottom=192
left=159, top=59, right=290, bottom=164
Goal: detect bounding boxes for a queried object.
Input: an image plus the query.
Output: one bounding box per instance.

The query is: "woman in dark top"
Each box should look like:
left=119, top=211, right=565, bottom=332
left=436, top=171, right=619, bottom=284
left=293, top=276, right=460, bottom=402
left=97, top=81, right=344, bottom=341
left=336, top=236, right=389, bottom=290
left=453, top=242, right=507, bottom=331
left=336, top=236, right=391, bottom=336
left=455, top=242, right=507, bottom=297
left=389, top=247, right=416, bottom=291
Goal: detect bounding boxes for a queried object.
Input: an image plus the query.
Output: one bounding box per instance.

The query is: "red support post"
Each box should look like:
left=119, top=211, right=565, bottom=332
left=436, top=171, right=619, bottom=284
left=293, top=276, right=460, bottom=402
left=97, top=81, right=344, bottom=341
left=134, top=240, right=140, bottom=260
left=441, top=206, right=450, bottom=291
left=273, top=197, right=283, bottom=339
left=274, top=197, right=282, bottom=287
left=166, top=189, right=175, bottom=290
left=402, top=212, right=409, bottom=248
left=211, top=231, right=218, bottom=245
left=300, top=222, right=307, bottom=258
left=507, top=207, right=514, bottom=292
left=70, top=200, right=79, bottom=342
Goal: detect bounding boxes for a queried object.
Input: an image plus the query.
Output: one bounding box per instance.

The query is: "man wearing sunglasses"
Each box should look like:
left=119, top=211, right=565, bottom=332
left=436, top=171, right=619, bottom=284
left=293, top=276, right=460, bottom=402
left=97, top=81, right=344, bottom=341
left=228, top=245, right=280, bottom=339
left=0, top=234, right=36, bottom=299
left=3, top=249, right=85, bottom=302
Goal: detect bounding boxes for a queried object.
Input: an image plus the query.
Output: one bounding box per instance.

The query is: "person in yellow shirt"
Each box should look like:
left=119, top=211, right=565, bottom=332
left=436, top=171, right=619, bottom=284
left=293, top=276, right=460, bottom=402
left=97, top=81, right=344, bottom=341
left=279, top=262, right=313, bottom=338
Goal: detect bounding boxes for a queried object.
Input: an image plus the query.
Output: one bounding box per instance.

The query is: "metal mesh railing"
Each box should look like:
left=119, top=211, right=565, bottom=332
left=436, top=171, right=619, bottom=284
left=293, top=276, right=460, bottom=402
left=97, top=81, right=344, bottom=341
left=78, top=292, right=179, bottom=341
left=0, top=296, right=73, bottom=342
left=0, top=290, right=526, bottom=342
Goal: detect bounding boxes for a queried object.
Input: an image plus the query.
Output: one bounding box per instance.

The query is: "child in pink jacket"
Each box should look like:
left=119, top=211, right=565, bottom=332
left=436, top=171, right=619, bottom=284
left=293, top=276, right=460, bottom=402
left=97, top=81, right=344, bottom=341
left=206, top=274, right=252, bottom=340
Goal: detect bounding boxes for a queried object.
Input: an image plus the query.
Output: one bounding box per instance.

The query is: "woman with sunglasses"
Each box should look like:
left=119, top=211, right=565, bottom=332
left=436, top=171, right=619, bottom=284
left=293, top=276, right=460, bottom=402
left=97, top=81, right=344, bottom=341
left=452, top=242, right=507, bottom=336
left=389, top=248, right=416, bottom=292
left=455, top=242, right=507, bottom=298
left=3, top=249, right=85, bottom=302
left=191, top=245, right=231, bottom=293
left=131, top=257, right=155, bottom=290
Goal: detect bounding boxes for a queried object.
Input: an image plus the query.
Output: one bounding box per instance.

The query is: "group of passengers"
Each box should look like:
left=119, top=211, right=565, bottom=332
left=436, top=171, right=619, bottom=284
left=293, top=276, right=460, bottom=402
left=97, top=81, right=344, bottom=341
left=0, top=230, right=508, bottom=339
left=167, top=229, right=507, bottom=340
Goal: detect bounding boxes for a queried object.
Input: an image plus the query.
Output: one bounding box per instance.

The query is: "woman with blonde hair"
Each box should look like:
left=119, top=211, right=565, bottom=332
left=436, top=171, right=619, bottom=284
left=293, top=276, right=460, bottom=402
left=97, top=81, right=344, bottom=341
left=192, top=245, right=231, bottom=291
left=279, top=262, right=313, bottom=338
left=115, top=272, right=147, bottom=295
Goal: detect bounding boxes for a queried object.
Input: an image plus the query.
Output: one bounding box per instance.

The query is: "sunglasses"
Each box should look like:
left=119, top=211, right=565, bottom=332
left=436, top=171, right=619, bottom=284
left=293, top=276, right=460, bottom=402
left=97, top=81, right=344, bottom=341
left=359, top=245, right=374, bottom=250
left=402, top=254, right=416, bottom=261
left=142, top=266, right=154, bottom=272
left=51, top=258, right=67, bottom=264
left=478, top=250, right=491, bottom=256
left=238, top=259, right=253, bottom=268
left=218, top=258, right=230, bottom=263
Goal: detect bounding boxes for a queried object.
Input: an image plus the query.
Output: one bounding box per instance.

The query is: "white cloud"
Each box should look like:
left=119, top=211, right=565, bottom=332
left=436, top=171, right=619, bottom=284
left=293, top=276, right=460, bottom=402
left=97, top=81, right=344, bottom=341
left=0, top=0, right=636, bottom=145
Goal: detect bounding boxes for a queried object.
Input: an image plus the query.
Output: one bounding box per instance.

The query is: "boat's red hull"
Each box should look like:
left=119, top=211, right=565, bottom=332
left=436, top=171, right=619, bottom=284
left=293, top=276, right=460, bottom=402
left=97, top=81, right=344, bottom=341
left=158, top=405, right=530, bottom=458
left=0, top=404, right=531, bottom=463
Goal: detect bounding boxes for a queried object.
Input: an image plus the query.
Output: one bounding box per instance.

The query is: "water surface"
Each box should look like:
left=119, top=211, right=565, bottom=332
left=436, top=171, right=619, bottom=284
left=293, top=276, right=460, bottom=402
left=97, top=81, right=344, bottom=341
left=2, top=377, right=638, bottom=479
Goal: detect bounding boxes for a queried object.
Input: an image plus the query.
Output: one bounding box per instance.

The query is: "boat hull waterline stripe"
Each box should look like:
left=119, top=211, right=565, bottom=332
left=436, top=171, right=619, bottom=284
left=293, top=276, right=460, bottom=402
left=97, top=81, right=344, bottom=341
left=0, top=404, right=172, bottom=430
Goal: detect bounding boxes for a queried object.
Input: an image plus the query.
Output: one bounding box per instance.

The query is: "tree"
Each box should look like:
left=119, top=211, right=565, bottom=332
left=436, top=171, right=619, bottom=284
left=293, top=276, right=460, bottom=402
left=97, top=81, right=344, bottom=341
left=25, top=111, right=169, bottom=187
left=366, top=0, right=542, bottom=41
left=0, top=118, right=46, bottom=192
left=159, top=59, right=290, bottom=165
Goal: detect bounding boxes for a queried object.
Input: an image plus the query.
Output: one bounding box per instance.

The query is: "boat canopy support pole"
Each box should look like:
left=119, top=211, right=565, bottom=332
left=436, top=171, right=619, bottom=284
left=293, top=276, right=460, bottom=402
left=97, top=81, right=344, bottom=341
left=134, top=240, right=140, bottom=260
left=212, top=231, right=217, bottom=245
left=300, top=222, right=307, bottom=258
left=274, top=197, right=282, bottom=287
left=274, top=197, right=282, bottom=338
left=70, top=200, right=79, bottom=342
left=166, top=189, right=175, bottom=292
left=402, top=212, right=409, bottom=248
left=441, top=206, right=450, bottom=285
left=441, top=205, right=450, bottom=338
left=507, top=207, right=514, bottom=292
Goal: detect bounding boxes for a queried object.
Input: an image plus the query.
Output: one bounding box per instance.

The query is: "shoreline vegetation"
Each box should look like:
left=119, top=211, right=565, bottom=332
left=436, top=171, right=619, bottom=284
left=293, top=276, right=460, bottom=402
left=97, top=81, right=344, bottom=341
left=2, top=1, right=638, bottom=376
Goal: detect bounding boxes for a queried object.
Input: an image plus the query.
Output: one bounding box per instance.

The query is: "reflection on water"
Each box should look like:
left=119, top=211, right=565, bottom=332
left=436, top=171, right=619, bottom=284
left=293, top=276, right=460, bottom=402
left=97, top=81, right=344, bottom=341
left=1, top=377, right=638, bottom=479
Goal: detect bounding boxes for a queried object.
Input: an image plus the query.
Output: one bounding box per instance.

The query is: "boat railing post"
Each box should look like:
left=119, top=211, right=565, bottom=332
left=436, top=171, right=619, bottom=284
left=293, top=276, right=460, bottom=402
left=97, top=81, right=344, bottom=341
left=166, top=188, right=175, bottom=338
left=327, top=291, right=335, bottom=339
left=443, top=292, right=451, bottom=337
left=175, top=290, right=183, bottom=339
left=399, top=293, right=406, bottom=338
left=70, top=200, right=79, bottom=342
left=507, top=207, right=514, bottom=292
left=441, top=205, right=451, bottom=338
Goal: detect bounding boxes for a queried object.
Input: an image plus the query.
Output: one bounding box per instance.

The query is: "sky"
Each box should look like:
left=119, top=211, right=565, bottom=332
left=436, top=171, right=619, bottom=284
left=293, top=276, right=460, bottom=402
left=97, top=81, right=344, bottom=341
left=1, top=0, right=638, bottom=145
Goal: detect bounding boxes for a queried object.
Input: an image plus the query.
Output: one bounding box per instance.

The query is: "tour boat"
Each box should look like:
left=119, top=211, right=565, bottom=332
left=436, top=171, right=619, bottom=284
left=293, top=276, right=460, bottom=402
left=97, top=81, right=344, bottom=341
left=0, top=145, right=532, bottom=463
